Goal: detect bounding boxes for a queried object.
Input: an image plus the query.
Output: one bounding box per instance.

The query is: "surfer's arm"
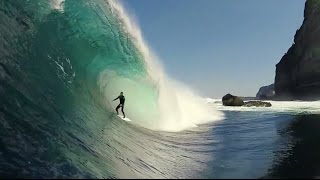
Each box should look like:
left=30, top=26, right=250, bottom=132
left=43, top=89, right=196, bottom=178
left=113, top=96, right=119, bottom=101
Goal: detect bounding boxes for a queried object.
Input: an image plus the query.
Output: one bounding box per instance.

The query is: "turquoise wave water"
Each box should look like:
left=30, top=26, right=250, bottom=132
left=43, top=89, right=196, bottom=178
left=21, top=0, right=162, bottom=123
left=0, top=0, right=163, bottom=178
left=1, top=0, right=218, bottom=178
left=2, top=1, right=320, bottom=179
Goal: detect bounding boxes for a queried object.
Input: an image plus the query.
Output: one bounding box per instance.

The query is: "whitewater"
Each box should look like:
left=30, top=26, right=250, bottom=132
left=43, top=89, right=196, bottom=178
left=98, top=0, right=224, bottom=132
left=207, top=98, right=320, bottom=114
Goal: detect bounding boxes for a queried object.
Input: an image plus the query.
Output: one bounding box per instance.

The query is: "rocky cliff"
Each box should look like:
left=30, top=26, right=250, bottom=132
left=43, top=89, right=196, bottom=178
left=275, top=0, right=320, bottom=100
left=256, top=84, right=274, bottom=99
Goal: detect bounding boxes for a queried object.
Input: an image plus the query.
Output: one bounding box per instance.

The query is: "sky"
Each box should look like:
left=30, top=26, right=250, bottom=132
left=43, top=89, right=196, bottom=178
left=122, top=0, right=305, bottom=98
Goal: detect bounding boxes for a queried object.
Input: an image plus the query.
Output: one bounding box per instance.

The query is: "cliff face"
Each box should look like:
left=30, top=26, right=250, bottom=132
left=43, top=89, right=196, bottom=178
left=275, top=0, right=320, bottom=100
left=256, top=84, right=274, bottom=99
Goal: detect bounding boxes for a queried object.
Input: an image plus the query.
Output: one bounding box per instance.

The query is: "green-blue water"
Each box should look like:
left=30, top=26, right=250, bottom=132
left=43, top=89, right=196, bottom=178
left=1, top=0, right=320, bottom=178
left=0, top=0, right=159, bottom=177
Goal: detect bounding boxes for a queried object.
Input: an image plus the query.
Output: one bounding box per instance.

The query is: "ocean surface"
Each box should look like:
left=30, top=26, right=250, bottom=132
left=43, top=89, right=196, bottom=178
left=1, top=0, right=320, bottom=178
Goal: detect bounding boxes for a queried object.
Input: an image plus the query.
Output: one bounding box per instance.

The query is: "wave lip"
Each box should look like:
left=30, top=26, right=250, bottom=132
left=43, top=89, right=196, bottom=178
left=97, top=0, right=224, bottom=132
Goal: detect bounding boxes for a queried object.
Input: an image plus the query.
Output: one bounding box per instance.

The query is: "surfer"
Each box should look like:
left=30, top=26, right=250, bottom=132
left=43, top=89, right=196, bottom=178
left=113, top=92, right=126, bottom=118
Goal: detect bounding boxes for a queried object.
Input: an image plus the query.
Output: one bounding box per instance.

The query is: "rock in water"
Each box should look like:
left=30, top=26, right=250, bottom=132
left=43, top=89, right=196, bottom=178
left=275, top=0, right=320, bottom=100
left=244, top=101, right=272, bottom=107
left=222, top=94, right=245, bottom=106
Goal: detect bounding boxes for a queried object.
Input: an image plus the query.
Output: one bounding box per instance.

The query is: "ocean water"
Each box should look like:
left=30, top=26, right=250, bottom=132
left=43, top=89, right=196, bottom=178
left=206, top=99, right=320, bottom=178
left=1, top=0, right=320, bottom=178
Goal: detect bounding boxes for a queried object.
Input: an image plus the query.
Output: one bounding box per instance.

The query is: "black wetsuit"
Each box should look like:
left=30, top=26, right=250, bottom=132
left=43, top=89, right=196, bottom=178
left=114, top=95, right=125, bottom=118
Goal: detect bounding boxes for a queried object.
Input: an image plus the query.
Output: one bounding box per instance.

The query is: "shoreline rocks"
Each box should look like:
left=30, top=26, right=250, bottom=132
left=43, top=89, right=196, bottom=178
left=244, top=101, right=272, bottom=107
left=222, top=94, right=244, bottom=106
left=222, top=94, right=272, bottom=107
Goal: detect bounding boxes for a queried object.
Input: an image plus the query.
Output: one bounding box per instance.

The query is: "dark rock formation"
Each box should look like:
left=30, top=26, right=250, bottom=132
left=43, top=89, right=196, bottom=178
left=222, top=94, right=272, bottom=107
left=256, top=84, right=274, bottom=100
left=275, top=0, right=320, bottom=100
left=222, top=94, right=244, bottom=106
left=244, top=101, right=272, bottom=107
left=239, top=96, right=257, bottom=101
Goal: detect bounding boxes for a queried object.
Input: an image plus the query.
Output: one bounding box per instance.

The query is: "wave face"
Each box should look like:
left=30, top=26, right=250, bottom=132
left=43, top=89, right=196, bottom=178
left=97, top=0, right=224, bottom=131
left=0, top=0, right=223, bottom=178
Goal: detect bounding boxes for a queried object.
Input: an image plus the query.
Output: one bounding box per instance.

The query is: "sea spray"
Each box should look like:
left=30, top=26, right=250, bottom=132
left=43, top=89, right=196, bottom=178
left=99, top=0, right=224, bottom=132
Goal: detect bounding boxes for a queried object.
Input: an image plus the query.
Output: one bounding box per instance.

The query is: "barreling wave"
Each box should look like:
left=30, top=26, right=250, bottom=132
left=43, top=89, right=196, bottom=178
left=97, top=0, right=224, bottom=131
left=0, top=0, right=223, bottom=178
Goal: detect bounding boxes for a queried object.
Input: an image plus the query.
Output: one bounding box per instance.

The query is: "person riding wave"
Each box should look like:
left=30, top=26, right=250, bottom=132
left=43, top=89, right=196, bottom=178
left=113, top=92, right=126, bottom=118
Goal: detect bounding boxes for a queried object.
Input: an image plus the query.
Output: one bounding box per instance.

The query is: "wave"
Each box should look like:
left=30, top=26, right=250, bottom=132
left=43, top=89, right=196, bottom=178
left=93, top=0, right=224, bottom=132
left=0, top=0, right=223, bottom=178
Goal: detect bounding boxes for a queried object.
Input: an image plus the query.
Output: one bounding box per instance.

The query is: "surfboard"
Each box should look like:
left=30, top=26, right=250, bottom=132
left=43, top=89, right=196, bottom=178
left=117, top=115, right=131, bottom=122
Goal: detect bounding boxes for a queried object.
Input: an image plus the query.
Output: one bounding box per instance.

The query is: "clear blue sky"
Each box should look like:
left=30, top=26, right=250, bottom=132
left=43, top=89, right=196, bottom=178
left=122, top=0, right=305, bottom=98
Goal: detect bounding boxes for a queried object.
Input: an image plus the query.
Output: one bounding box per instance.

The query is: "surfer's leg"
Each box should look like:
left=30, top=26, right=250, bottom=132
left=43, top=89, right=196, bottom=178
left=121, top=104, right=125, bottom=118
left=116, top=104, right=120, bottom=115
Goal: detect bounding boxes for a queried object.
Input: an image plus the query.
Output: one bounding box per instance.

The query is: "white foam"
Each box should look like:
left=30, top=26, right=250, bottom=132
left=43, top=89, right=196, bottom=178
left=207, top=98, right=320, bottom=114
left=100, top=0, right=224, bottom=132
left=51, top=0, right=65, bottom=12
